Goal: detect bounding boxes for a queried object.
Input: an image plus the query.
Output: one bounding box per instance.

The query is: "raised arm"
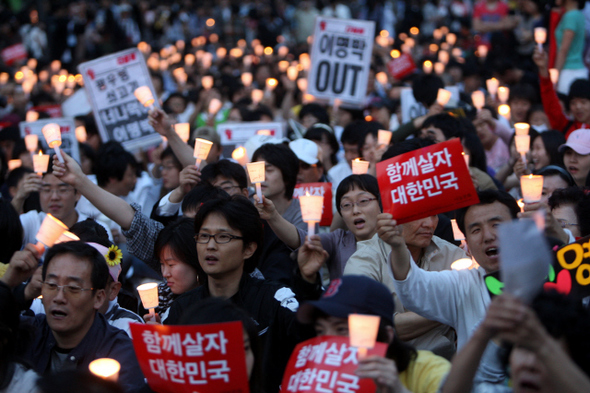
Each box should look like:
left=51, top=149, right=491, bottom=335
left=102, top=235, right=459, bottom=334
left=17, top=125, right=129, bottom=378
left=148, top=108, right=195, bottom=168
left=254, top=194, right=301, bottom=249
left=51, top=153, right=135, bottom=230
left=377, top=213, right=410, bottom=280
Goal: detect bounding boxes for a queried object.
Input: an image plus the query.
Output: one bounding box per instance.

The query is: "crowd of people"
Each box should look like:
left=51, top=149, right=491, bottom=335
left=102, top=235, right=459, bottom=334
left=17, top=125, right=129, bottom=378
left=2, top=0, right=590, bottom=392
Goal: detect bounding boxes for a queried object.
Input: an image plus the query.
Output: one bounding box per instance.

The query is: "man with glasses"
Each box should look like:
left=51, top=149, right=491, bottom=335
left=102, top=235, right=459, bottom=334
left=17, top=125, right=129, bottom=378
left=19, top=168, right=112, bottom=246
left=0, top=241, right=147, bottom=393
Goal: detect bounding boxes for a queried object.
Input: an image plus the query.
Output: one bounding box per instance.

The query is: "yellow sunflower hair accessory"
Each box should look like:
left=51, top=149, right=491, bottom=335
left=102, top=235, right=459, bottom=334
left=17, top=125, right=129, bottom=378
left=105, top=245, right=123, bottom=267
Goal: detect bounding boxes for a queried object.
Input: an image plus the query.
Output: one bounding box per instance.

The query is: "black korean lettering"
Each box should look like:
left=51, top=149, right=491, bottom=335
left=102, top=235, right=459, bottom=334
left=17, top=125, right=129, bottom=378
left=128, top=81, right=139, bottom=91
left=96, top=79, right=106, bottom=91
left=319, top=34, right=334, bottom=56
left=107, top=91, right=117, bottom=103
left=117, top=85, right=129, bottom=99
left=106, top=73, right=117, bottom=86
left=118, top=69, right=130, bottom=81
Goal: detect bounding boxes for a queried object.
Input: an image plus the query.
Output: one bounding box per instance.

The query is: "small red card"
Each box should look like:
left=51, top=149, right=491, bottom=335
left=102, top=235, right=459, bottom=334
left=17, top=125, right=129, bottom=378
left=293, top=182, right=333, bottom=226
left=376, top=138, right=478, bottom=224
left=387, top=54, right=416, bottom=80
left=130, top=321, right=250, bottom=393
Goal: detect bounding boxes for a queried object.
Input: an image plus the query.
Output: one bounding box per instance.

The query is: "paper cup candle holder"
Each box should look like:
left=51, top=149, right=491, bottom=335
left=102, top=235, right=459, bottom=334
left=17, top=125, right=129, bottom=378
left=35, top=213, right=68, bottom=254
left=247, top=161, right=265, bottom=202
left=232, top=146, right=248, bottom=166
left=378, top=130, right=393, bottom=147
left=89, top=358, right=120, bottom=382
left=174, top=123, right=190, bottom=143
left=348, top=314, right=380, bottom=359
left=534, top=27, right=547, bottom=51
left=299, top=192, right=324, bottom=236
left=41, top=123, right=64, bottom=163
left=471, top=90, right=485, bottom=111
left=134, top=86, right=155, bottom=110
left=514, top=134, right=530, bottom=164
left=521, top=174, right=544, bottom=204
left=486, top=78, right=499, bottom=100
left=33, top=150, right=50, bottom=176
left=193, top=138, right=213, bottom=169
left=25, top=134, right=39, bottom=152
left=137, top=282, right=159, bottom=318
left=514, top=123, right=530, bottom=136
left=436, top=88, right=452, bottom=107
left=352, top=158, right=370, bottom=175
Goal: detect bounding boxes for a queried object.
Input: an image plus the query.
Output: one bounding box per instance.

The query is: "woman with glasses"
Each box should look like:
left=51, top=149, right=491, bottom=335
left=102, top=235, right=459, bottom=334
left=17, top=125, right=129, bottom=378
left=255, top=174, right=382, bottom=280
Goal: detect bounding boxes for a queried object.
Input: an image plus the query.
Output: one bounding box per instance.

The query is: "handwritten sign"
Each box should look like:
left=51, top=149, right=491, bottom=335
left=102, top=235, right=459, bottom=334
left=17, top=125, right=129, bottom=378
left=130, top=322, right=249, bottom=393
left=20, top=118, right=80, bottom=163
left=376, top=138, right=478, bottom=224
left=78, top=48, right=161, bottom=151
left=281, top=336, right=387, bottom=393
left=307, top=17, right=375, bottom=106
left=246, top=161, right=265, bottom=184
left=293, top=183, right=333, bottom=226
left=544, top=235, right=590, bottom=300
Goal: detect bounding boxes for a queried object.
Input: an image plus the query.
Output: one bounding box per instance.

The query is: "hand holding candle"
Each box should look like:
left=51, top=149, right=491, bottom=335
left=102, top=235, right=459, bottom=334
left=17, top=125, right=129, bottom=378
left=299, top=192, right=323, bottom=236
left=134, top=86, right=156, bottom=110
left=521, top=174, right=544, bottom=203
left=349, top=314, right=380, bottom=359
left=247, top=161, right=265, bottom=202
left=193, top=138, right=213, bottom=169
left=534, top=27, right=547, bottom=52
left=515, top=134, right=530, bottom=164
left=137, top=282, right=159, bottom=319
left=41, top=123, right=64, bottom=163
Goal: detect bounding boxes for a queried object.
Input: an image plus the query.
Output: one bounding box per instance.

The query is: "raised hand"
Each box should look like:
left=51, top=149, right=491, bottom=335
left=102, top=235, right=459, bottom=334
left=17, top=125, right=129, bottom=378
left=1, top=244, right=41, bottom=289
left=297, top=235, right=328, bottom=283
left=377, top=213, right=405, bottom=249
left=148, top=108, right=173, bottom=137
left=51, top=151, right=85, bottom=187
left=253, top=194, right=279, bottom=221
left=356, top=356, right=409, bottom=393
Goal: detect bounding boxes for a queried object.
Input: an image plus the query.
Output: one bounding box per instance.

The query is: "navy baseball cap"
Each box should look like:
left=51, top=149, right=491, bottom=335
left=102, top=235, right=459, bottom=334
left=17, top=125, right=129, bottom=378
left=297, top=276, right=394, bottom=325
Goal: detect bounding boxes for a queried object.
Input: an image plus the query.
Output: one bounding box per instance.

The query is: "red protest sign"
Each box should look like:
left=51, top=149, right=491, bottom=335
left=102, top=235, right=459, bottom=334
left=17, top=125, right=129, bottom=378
left=281, top=336, right=387, bottom=393
left=387, top=54, right=416, bottom=80
left=293, top=182, right=333, bottom=226
left=1, top=43, right=27, bottom=66
left=129, top=321, right=249, bottom=393
left=376, top=138, right=478, bottom=224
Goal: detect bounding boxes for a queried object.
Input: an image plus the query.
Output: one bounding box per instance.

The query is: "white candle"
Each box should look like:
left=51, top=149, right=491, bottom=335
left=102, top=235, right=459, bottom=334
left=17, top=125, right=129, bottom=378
left=534, top=27, right=547, bottom=51
left=55, top=231, right=80, bottom=244
left=26, top=110, right=39, bottom=122
left=265, top=78, right=278, bottom=91
left=32, top=150, right=50, bottom=175
left=498, top=104, right=511, bottom=122
left=89, top=358, right=121, bottom=382
left=247, top=161, right=265, bottom=202
left=434, top=62, right=445, bottom=75
left=299, top=192, right=323, bottom=237
left=352, top=158, right=370, bottom=175
left=174, top=123, right=190, bottom=143
left=8, top=159, right=21, bottom=171
left=75, top=126, right=87, bottom=143
left=201, top=76, right=214, bottom=90
left=514, top=123, right=530, bottom=136
left=297, top=78, right=307, bottom=92
left=451, top=258, right=473, bottom=271
left=436, top=88, right=452, bottom=107
left=471, top=91, right=485, bottom=111
left=287, top=66, right=298, bottom=81
left=486, top=78, right=499, bottom=99
left=25, top=134, right=38, bottom=152
left=378, top=130, right=393, bottom=146
left=137, top=282, right=159, bottom=318
left=241, top=72, right=253, bottom=87
left=423, top=60, right=433, bottom=74
left=36, top=213, right=68, bottom=249
left=521, top=175, right=544, bottom=203
left=477, top=44, right=488, bottom=58
left=348, top=314, right=380, bottom=359
left=450, top=219, right=465, bottom=241
left=232, top=146, right=248, bottom=166
left=41, top=123, right=64, bottom=163
left=446, top=33, right=457, bottom=46
left=376, top=72, right=388, bottom=86
left=251, top=89, right=264, bottom=105
left=549, top=68, right=559, bottom=85
left=497, top=86, right=509, bottom=104
left=193, top=138, right=213, bottom=169
left=134, top=86, right=155, bottom=109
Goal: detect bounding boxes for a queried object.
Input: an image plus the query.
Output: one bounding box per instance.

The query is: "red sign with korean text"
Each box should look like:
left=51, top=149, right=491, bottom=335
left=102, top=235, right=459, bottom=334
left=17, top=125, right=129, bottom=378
left=129, top=321, right=249, bottom=393
left=30, top=104, right=63, bottom=118
left=293, top=183, right=333, bottom=226
left=281, top=336, right=387, bottom=393
left=1, top=43, right=27, bottom=66
left=387, top=54, right=416, bottom=80
left=376, top=138, right=478, bottom=224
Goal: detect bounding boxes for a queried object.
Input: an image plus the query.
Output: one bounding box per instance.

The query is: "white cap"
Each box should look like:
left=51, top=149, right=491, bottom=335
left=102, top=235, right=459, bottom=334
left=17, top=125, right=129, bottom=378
left=289, top=139, right=320, bottom=165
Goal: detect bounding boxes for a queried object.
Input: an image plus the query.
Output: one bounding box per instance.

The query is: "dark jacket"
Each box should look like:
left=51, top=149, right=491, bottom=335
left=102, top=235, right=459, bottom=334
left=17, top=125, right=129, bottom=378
left=21, top=312, right=149, bottom=393
left=165, top=273, right=321, bottom=393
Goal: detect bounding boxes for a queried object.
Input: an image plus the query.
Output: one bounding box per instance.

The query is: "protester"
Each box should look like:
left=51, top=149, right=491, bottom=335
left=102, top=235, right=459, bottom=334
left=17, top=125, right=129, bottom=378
left=559, top=129, right=590, bottom=187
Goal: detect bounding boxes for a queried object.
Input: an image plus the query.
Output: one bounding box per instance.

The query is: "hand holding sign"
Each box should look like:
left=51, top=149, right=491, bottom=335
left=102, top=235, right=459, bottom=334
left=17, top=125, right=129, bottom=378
left=193, top=138, right=213, bottom=169
left=247, top=161, right=265, bottom=202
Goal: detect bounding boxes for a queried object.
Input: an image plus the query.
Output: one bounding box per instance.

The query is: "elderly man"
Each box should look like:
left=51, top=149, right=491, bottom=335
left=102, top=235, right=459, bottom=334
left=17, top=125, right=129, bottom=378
left=0, top=241, right=147, bottom=393
left=344, top=214, right=466, bottom=360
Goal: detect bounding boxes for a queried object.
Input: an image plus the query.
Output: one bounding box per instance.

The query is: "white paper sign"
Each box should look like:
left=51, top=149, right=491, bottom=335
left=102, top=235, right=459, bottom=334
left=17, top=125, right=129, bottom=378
left=307, top=17, right=375, bottom=105
left=400, top=86, right=461, bottom=123
left=20, top=118, right=80, bottom=163
left=78, top=48, right=162, bottom=152
left=217, top=122, right=284, bottom=146
left=246, top=161, right=265, bottom=183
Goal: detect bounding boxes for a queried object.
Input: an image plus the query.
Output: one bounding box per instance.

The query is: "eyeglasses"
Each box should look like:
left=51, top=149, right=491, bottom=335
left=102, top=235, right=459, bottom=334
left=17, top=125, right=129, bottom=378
left=556, top=219, right=579, bottom=229
left=340, top=198, right=377, bottom=212
left=159, top=165, right=178, bottom=172
left=42, top=282, right=94, bottom=296
left=40, top=185, right=74, bottom=196
left=219, top=184, right=240, bottom=193
left=194, top=233, right=244, bottom=244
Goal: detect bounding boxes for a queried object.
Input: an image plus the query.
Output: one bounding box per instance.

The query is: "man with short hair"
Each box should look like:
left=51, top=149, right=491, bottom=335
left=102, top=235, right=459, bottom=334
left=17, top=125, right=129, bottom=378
left=0, top=241, right=147, bottom=393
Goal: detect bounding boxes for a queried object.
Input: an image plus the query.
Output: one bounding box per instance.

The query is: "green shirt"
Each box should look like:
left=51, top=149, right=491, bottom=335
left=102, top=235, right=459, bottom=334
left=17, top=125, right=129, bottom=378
left=555, top=10, right=586, bottom=70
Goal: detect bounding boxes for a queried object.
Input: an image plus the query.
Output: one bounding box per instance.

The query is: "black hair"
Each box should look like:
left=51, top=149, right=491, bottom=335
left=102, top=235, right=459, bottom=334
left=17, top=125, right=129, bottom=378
left=69, top=219, right=111, bottom=247
left=381, top=138, right=435, bottom=162
left=250, top=105, right=274, bottom=121
left=299, top=103, right=330, bottom=125
left=155, top=217, right=204, bottom=286
left=6, top=166, right=33, bottom=189
left=43, top=241, right=109, bottom=291
left=548, top=186, right=585, bottom=210
left=335, top=174, right=382, bottom=215
left=11, top=139, right=31, bottom=161
left=568, top=79, right=590, bottom=102
left=421, top=113, right=462, bottom=141
left=37, top=370, right=124, bottom=393
left=78, top=143, right=97, bottom=170
left=252, top=143, right=299, bottom=200
left=340, top=121, right=366, bottom=151
left=194, top=196, right=263, bottom=274
left=533, top=131, right=567, bottom=168
left=182, top=183, right=231, bottom=215
left=94, top=141, right=137, bottom=187
left=0, top=200, right=22, bottom=263
left=359, top=121, right=381, bottom=152
left=535, top=165, right=576, bottom=187
left=508, top=83, right=538, bottom=105
left=461, top=123, right=488, bottom=173
left=177, top=297, right=262, bottom=391
left=456, top=190, right=519, bottom=235
left=160, top=146, right=182, bottom=171
left=412, top=74, right=445, bottom=107
left=200, top=159, right=249, bottom=190
left=304, top=124, right=340, bottom=167
left=576, top=192, right=590, bottom=237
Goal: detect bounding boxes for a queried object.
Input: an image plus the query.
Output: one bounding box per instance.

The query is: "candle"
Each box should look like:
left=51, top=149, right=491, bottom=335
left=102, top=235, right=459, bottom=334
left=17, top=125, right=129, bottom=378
left=247, top=161, right=265, bottom=202
left=8, top=159, right=21, bottom=171
left=534, top=27, right=546, bottom=51
left=134, top=86, right=155, bottom=110
left=376, top=72, right=388, bottom=86
left=55, top=231, right=80, bottom=244
left=251, top=89, right=264, bottom=105
left=26, top=110, right=39, bottom=122
left=174, top=123, right=190, bottom=143
left=75, top=126, right=87, bottom=143
left=423, top=60, right=433, bottom=74
left=352, top=158, right=370, bottom=174
left=521, top=174, right=544, bottom=203
left=451, top=258, right=473, bottom=271
left=438, top=50, right=449, bottom=65
left=462, top=152, right=470, bottom=168
left=41, top=123, right=64, bottom=163
left=193, top=138, right=213, bottom=169
left=450, top=219, right=465, bottom=241
left=514, top=123, right=530, bottom=136
left=436, top=88, right=452, bottom=107
left=299, top=192, right=323, bottom=236
left=446, top=33, right=457, bottom=46
left=33, top=150, right=50, bottom=175
left=256, top=129, right=272, bottom=136
left=89, top=358, right=121, bottom=381
left=517, top=198, right=525, bottom=213
left=348, top=314, right=380, bottom=359
left=299, top=53, right=311, bottom=71
left=201, top=76, right=214, bottom=90
left=515, top=134, right=530, bottom=164
left=137, top=282, right=159, bottom=319
left=296, top=78, right=307, bottom=92
left=378, top=130, right=392, bottom=146
left=549, top=68, right=559, bottom=85
left=208, top=98, right=222, bottom=115
left=498, top=104, right=511, bottom=122
left=477, top=44, right=488, bottom=58
left=278, top=60, right=289, bottom=73
left=25, top=134, right=39, bottom=152
left=287, top=66, right=299, bottom=81
left=497, top=86, right=509, bottom=104
left=36, top=213, right=68, bottom=253
left=434, top=62, right=445, bottom=75
left=184, top=53, right=195, bottom=66
left=232, top=146, right=248, bottom=166
left=265, top=78, right=278, bottom=91
left=471, top=90, right=485, bottom=111
left=486, top=78, right=499, bottom=99
left=241, top=72, right=253, bottom=87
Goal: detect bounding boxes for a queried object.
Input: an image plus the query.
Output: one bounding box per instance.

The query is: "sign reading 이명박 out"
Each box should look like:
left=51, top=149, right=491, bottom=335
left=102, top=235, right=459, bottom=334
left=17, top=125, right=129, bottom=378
left=307, top=17, right=375, bottom=106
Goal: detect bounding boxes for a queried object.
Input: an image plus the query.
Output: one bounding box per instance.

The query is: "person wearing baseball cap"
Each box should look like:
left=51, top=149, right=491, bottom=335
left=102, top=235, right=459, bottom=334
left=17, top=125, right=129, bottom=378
left=288, top=138, right=325, bottom=184
left=559, top=128, right=590, bottom=187
left=297, top=275, right=450, bottom=393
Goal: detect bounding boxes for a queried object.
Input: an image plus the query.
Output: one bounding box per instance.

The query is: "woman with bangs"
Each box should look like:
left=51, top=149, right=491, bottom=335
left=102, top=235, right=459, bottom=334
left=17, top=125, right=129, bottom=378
left=255, top=174, right=383, bottom=280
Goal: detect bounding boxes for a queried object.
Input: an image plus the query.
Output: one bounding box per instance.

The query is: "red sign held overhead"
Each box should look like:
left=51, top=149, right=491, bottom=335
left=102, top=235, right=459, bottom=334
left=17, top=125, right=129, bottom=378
left=293, top=182, right=333, bottom=227
left=1, top=43, right=27, bottom=66
left=130, top=321, right=250, bottom=393
left=387, top=54, right=416, bottom=80
left=281, top=336, right=387, bottom=392
left=376, top=138, right=478, bottom=224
